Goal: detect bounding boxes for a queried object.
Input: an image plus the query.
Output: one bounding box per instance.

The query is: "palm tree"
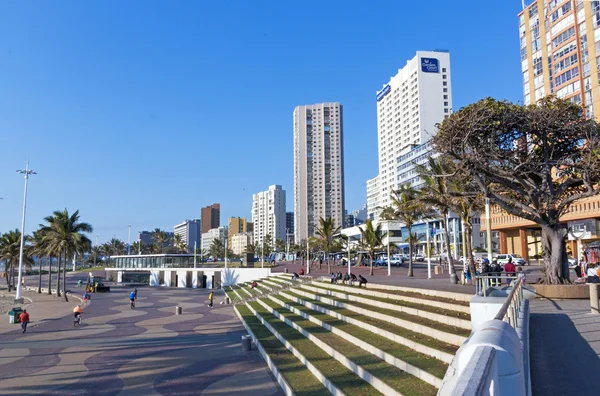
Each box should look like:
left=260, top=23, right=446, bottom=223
left=263, top=234, right=273, bottom=259
left=244, top=243, right=257, bottom=254
left=417, top=156, right=458, bottom=281
left=389, top=183, right=434, bottom=277
left=152, top=228, right=168, bottom=253
left=315, top=217, right=342, bottom=273
left=40, top=209, right=93, bottom=301
left=29, top=230, right=48, bottom=294
left=210, top=239, right=225, bottom=260
left=358, top=219, right=386, bottom=276
left=0, top=230, right=30, bottom=291
left=275, top=239, right=286, bottom=253
left=130, top=241, right=141, bottom=255
left=104, top=239, right=125, bottom=256
left=174, top=234, right=187, bottom=253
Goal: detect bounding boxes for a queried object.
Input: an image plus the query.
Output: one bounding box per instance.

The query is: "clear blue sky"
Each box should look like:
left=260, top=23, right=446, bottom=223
left=0, top=1, right=524, bottom=243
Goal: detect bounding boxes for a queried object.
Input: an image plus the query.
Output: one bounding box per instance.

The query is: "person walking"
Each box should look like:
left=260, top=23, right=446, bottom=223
left=129, top=291, right=136, bottom=308
left=19, top=310, right=30, bottom=333
left=208, top=291, right=214, bottom=308
left=83, top=291, right=90, bottom=306
left=504, top=257, right=516, bottom=285
left=134, top=288, right=138, bottom=299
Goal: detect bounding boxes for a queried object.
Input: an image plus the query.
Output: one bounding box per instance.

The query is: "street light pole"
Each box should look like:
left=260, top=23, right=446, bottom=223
left=387, top=221, right=391, bottom=276
left=485, top=198, right=493, bottom=264
left=426, top=221, right=431, bottom=279
left=127, top=225, right=131, bottom=255
left=15, top=161, right=36, bottom=303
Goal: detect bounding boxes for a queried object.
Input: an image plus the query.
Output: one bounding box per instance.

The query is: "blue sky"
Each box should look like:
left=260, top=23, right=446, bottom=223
left=0, top=1, right=524, bottom=243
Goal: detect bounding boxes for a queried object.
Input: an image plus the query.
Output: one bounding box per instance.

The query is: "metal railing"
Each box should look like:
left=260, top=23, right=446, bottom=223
left=494, top=275, right=525, bottom=329
left=475, top=274, right=519, bottom=296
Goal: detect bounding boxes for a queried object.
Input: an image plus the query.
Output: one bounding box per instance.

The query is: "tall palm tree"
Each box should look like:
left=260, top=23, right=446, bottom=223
left=40, top=209, right=93, bottom=301
left=0, top=230, right=30, bottom=291
left=152, top=228, right=168, bottom=253
left=417, top=156, right=458, bottom=281
left=210, top=239, right=225, bottom=260
left=275, top=239, right=286, bottom=253
left=104, top=239, right=125, bottom=256
left=390, top=184, right=433, bottom=277
left=315, top=217, right=342, bottom=273
left=174, top=234, right=187, bottom=253
left=131, top=241, right=141, bottom=255
left=91, top=246, right=102, bottom=265
left=29, top=230, right=48, bottom=294
left=358, top=219, right=386, bottom=276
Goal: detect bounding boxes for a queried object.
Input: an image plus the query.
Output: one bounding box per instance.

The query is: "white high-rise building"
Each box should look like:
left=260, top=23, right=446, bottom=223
left=294, top=102, right=345, bottom=242
left=367, top=50, right=452, bottom=219
left=173, top=219, right=201, bottom=251
left=252, top=185, right=286, bottom=246
left=201, top=226, right=228, bottom=253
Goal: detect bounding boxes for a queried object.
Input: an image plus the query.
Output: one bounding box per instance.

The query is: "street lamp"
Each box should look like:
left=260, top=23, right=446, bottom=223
left=127, top=225, right=131, bottom=255
left=15, top=161, right=36, bottom=303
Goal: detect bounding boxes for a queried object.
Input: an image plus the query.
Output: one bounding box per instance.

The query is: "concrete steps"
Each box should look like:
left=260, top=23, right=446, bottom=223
left=232, top=275, right=471, bottom=395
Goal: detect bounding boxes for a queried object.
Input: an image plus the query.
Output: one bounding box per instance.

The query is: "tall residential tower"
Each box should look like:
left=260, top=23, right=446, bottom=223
left=367, top=51, right=452, bottom=219
left=201, top=203, right=220, bottom=234
left=294, top=102, right=345, bottom=242
left=252, top=185, right=286, bottom=246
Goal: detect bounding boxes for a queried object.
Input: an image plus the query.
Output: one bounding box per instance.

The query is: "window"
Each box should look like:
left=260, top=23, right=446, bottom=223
left=554, top=66, right=579, bottom=86
left=552, top=27, right=575, bottom=48
left=442, top=67, right=447, bottom=72
left=443, top=88, right=448, bottom=92
left=444, top=109, right=448, bottom=113
left=553, top=42, right=577, bottom=62
left=444, top=101, right=448, bottom=106
left=442, top=74, right=447, bottom=79
left=443, top=94, right=448, bottom=99
left=554, top=53, right=578, bottom=74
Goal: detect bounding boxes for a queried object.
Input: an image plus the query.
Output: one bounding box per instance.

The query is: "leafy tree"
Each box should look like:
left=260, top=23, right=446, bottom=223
left=104, top=238, right=126, bottom=256
left=262, top=234, right=273, bottom=258
left=315, top=217, right=342, bottom=273
left=433, top=97, right=600, bottom=284
left=275, top=238, right=286, bottom=252
left=152, top=228, right=169, bottom=253
left=0, top=230, right=31, bottom=292
left=389, top=184, right=434, bottom=277
left=358, top=219, right=386, bottom=276
left=417, top=156, right=458, bottom=281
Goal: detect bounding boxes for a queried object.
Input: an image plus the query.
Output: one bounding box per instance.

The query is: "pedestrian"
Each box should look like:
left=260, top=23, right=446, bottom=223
left=208, top=291, right=214, bottom=308
left=291, top=272, right=299, bottom=281
left=83, top=291, right=90, bottom=306
left=358, top=274, right=368, bottom=288
left=350, top=273, right=357, bottom=286
left=343, top=272, right=350, bottom=285
left=330, top=273, right=336, bottom=284
left=134, top=288, right=138, bottom=299
left=129, top=290, right=136, bottom=308
left=19, top=309, right=30, bottom=333
left=504, top=258, right=516, bottom=285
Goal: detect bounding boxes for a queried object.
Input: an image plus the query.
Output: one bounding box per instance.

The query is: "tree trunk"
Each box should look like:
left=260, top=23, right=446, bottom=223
left=56, top=253, right=62, bottom=297
left=63, top=252, right=69, bottom=302
left=9, top=262, right=15, bottom=292
left=541, top=225, right=569, bottom=284
left=407, top=227, right=414, bottom=277
left=5, top=261, right=12, bottom=292
left=38, top=257, right=42, bottom=293
left=369, top=253, right=374, bottom=276
left=465, top=225, right=477, bottom=285
left=326, top=250, right=330, bottom=274
left=443, top=213, right=456, bottom=275
left=47, top=256, right=52, bottom=294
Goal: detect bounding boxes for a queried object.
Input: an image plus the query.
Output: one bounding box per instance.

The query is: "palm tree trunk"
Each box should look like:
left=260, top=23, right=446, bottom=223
left=9, top=262, right=15, bottom=292
left=6, top=261, right=12, bottom=292
left=38, top=257, right=42, bottom=293
left=63, top=252, right=69, bottom=302
left=47, top=256, right=52, bottom=294
left=56, top=252, right=62, bottom=297
left=407, top=228, right=414, bottom=277
left=443, top=213, right=456, bottom=276
left=369, top=252, right=374, bottom=276
left=326, top=249, right=330, bottom=274
left=465, top=225, right=477, bottom=285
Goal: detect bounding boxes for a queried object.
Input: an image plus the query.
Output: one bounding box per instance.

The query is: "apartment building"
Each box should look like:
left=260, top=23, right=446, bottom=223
left=231, top=232, right=253, bottom=255
left=252, top=185, right=286, bottom=246
left=366, top=51, right=452, bottom=219
left=173, top=219, right=201, bottom=251
left=294, top=102, right=345, bottom=242
left=201, top=226, right=227, bottom=253
left=228, top=217, right=253, bottom=247
left=201, top=203, right=220, bottom=234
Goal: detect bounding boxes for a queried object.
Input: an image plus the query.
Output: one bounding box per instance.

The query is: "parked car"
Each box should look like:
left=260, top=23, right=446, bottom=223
left=496, top=254, right=528, bottom=266
left=414, top=254, right=425, bottom=261
left=568, top=256, right=578, bottom=268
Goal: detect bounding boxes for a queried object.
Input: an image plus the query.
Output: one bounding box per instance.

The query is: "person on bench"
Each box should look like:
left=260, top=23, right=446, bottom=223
left=349, top=273, right=357, bottom=286
left=291, top=272, right=299, bottom=281
left=358, top=274, right=368, bottom=288
left=343, top=273, right=350, bottom=285
left=299, top=268, right=305, bottom=276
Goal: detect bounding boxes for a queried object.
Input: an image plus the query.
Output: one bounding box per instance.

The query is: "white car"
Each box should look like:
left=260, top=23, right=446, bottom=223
left=496, top=254, right=528, bottom=266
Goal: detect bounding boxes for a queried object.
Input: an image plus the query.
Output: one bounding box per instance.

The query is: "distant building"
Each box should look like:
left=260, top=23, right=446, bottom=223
left=252, top=185, right=286, bottom=246
left=397, top=141, right=437, bottom=190
left=138, top=230, right=174, bottom=249
left=286, top=212, right=295, bottom=244
left=345, top=205, right=368, bottom=227
left=173, top=220, right=201, bottom=252
left=231, top=232, right=253, bottom=255
left=201, top=226, right=228, bottom=253
left=228, top=217, right=252, bottom=247
left=201, top=203, right=220, bottom=234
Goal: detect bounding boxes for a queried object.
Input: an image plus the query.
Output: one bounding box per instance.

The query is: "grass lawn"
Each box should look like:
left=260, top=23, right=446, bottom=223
left=235, top=305, right=330, bottom=396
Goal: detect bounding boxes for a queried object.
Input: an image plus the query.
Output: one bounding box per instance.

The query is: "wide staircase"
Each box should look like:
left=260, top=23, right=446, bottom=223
left=224, top=274, right=471, bottom=396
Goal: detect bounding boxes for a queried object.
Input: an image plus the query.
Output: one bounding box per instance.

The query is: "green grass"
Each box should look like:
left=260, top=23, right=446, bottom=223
left=223, top=287, right=238, bottom=301
left=261, top=297, right=441, bottom=395
left=315, top=280, right=470, bottom=307
left=247, top=301, right=382, bottom=396
left=307, top=283, right=471, bottom=320
left=282, top=289, right=471, bottom=338
left=275, top=291, right=458, bottom=356
left=235, top=305, right=330, bottom=396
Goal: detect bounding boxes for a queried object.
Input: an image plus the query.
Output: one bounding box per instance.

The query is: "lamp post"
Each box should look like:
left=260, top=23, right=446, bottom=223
left=426, top=221, right=431, bottom=279
left=127, top=225, right=131, bottom=255
left=387, top=221, right=391, bottom=276
left=225, top=238, right=228, bottom=269
left=485, top=198, right=493, bottom=264
left=15, top=162, right=36, bottom=303
left=194, top=241, right=197, bottom=268
left=306, top=238, right=310, bottom=275
left=347, top=235, right=351, bottom=276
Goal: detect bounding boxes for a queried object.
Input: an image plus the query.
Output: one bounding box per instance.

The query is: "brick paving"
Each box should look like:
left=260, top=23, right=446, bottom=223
left=0, top=273, right=284, bottom=396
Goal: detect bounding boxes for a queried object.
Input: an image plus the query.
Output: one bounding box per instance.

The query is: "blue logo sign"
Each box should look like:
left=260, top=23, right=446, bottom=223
left=376, top=85, right=391, bottom=101
left=421, top=58, right=439, bottom=73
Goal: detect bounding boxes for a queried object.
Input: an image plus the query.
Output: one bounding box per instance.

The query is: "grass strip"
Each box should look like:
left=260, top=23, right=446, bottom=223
left=315, top=281, right=470, bottom=307
left=283, top=289, right=471, bottom=338
left=275, top=291, right=457, bottom=356
left=248, top=301, right=381, bottom=396
left=305, top=284, right=471, bottom=320
left=235, top=305, right=330, bottom=396
left=261, top=298, right=440, bottom=395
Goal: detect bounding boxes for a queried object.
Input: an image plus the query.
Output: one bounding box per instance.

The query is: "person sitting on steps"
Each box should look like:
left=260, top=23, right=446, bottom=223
left=349, top=273, right=357, bottom=286
left=358, top=274, right=368, bottom=288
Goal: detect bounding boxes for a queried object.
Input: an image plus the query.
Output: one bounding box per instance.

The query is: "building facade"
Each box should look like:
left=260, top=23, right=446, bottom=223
left=294, top=102, right=346, bottom=242
left=138, top=231, right=174, bottom=250
left=252, top=185, right=287, bottom=246
left=231, top=232, right=253, bottom=255
left=173, top=220, right=201, bottom=251
left=201, top=203, right=220, bottom=234
left=201, top=226, right=227, bottom=253
left=228, top=217, right=252, bottom=247
left=519, top=0, right=600, bottom=116
left=286, top=212, right=295, bottom=244
left=367, top=50, right=452, bottom=219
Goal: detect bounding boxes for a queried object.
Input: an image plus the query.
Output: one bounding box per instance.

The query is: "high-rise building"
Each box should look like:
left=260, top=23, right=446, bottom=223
left=201, top=203, right=220, bottom=234
left=201, top=226, right=227, bottom=253
left=286, top=212, right=294, bottom=233
left=518, top=0, right=599, bottom=117
left=138, top=230, right=174, bottom=250
left=252, top=185, right=286, bottom=246
left=228, top=217, right=252, bottom=247
left=294, top=102, right=345, bottom=242
left=366, top=50, right=452, bottom=220
left=231, top=232, right=253, bottom=255
left=173, top=220, right=201, bottom=251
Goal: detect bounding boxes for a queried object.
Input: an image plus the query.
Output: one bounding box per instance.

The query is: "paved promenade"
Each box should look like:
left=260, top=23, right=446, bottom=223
left=530, top=299, right=600, bottom=396
left=0, top=275, right=283, bottom=395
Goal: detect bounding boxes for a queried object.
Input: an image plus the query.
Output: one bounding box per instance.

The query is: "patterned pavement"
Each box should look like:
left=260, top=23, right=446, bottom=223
left=0, top=281, right=283, bottom=396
